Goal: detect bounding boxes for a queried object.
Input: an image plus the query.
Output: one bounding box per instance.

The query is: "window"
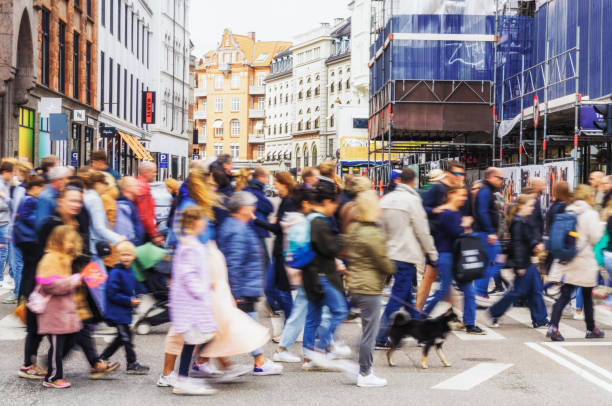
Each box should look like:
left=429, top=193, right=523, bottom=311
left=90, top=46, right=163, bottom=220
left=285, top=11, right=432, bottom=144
left=285, top=123, right=289, bottom=133
left=141, top=25, right=145, bottom=64
left=87, top=0, right=92, bottom=17
left=215, top=98, right=223, bottom=112
left=124, top=4, right=128, bottom=47
left=129, top=74, right=133, bottom=122
left=297, top=121, right=303, bottom=131
left=303, top=146, right=309, bottom=167
left=231, top=98, right=240, bottom=111
left=117, top=0, right=121, bottom=42
left=146, top=32, right=150, bottom=67
left=296, top=146, right=301, bottom=167
left=298, top=91, right=303, bottom=100
left=116, top=63, right=121, bottom=116
left=123, top=68, right=127, bottom=119
left=306, top=120, right=311, bottom=130
left=201, top=123, right=206, bottom=138
left=312, top=145, right=318, bottom=166
left=131, top=12, right=134, bottom=52
left=257, top=72, right=266, bottom=86
left=58, top=20, right=66, bottom=93
left=202, top=100, right=207, bottom=113
left=231, top=74, right=239, bottom=88
left=231, top=120, right=240, bottom=136
left=257, top=145, right=265, bottom=159
left=346, top=79, right=350, bottom=89
left=101, top=0, right=105, bottom=26
left=214, top=144, right=223, bottom=156
left=306, top=89, right=312, bottom=98
left=109, top=58, right=113, bottom=113
left=258, top=97, right=265, bottom=110
left=85, top=42, right=91, bottom=105
left=215, top=75, right=223, bottom=89
left=329, top=115, right=334, bottom=127
left=328, top=139, right=334, bottom=156
left=110, top=0, right=113, bottom=34
left=315, top=86, right=320, bottom=96
left=136, top=19, right=140, bottom=59
left=330, top=83, right=335, bottom=93
left=230, top=145, right=239, bottom=159
left=213, top=120, right=223, bottom=137
left=100, top=51, right=105, bottom=110
left=314, top=47, right=320, bottom=58
left=255, top=53, right=269, bottom=63
left=40, top=8, right=50, bottom=86
left=338, top=80, right=343, bottom=91
left=73, top=32, right=79, bottom=99
left=135, top=78, right=138, bottom=125
left=314, top=117, right=319, bottom=129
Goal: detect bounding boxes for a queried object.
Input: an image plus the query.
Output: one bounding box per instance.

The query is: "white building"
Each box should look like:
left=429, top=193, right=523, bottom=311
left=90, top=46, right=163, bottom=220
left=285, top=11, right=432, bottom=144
left=263, top=49, right=294, bottom=173
left=148, top=0, right=191, bottom=179
left=98, top=0, right=156, bottom=175
left=348, top=0, right=371, bottom=102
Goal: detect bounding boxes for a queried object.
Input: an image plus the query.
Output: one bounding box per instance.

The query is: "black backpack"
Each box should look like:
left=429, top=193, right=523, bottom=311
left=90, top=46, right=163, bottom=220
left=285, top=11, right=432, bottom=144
left=452, top=234, right=488, bottom=283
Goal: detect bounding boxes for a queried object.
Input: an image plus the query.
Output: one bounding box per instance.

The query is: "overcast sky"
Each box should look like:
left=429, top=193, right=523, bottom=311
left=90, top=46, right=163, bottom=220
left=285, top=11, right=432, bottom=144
left=190, top=0, right=352, bottom=59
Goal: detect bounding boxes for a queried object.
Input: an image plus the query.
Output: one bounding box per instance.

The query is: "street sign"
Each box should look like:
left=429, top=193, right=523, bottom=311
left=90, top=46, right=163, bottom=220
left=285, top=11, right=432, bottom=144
left=101, top=126, right=116, bottom=138
left=49, top=113, right=68, bottom=141
left=71, top=151, right=78, bottom=167
left=158, top=153, right=169, bottom=169
left=192, top=154, right=201, bottom=160
left=533, top=94, right=540, bottom=128
left=73, top=110, right=85, bottom=122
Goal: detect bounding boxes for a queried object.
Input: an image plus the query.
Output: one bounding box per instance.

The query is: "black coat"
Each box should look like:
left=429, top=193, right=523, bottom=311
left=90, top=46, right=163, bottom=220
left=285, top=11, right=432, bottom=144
left=507, top=216, right=538, bottom=270
left=528, top=195, right=545, bottom=241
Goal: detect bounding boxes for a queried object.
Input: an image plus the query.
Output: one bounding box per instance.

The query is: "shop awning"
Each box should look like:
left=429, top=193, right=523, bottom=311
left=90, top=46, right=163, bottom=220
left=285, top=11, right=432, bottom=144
left=117, top=131, right=154, bottom=161
left=213, top=120, right=223, bottom=129
left=254, top=121, right=264, bottom=131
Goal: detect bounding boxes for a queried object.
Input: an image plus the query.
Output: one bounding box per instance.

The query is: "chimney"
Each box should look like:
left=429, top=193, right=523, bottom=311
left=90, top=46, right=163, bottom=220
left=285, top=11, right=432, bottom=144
left=320, top=22, right=330, bottom=28
left=248, top=32, right=256, bottom=41
left=334, top=18, right=344, bottom=25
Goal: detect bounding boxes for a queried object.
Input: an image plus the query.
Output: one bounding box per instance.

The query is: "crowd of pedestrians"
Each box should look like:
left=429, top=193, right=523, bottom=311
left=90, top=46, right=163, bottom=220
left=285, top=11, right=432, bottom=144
left=2, top=152, right=612, bottom=394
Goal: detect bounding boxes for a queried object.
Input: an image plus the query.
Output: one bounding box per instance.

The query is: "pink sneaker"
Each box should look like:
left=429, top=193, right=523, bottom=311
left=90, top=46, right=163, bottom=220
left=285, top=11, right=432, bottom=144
left=43, top=379, right=71, bottom=389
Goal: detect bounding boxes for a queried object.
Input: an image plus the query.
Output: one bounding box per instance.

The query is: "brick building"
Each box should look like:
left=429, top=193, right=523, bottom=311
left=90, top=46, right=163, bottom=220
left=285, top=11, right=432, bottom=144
left=30, top=0, right=99, bottom=166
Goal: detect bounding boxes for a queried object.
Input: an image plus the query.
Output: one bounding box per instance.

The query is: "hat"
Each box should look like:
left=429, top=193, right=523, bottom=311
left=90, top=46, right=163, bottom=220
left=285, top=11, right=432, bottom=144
left=389, top=170, right=402, bottom=183
left=428, top=169, right=445, bottom=183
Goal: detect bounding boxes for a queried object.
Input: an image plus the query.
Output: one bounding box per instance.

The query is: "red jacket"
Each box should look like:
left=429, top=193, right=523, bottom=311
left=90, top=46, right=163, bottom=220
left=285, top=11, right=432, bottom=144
left=136, top=176, right=160, bottom=239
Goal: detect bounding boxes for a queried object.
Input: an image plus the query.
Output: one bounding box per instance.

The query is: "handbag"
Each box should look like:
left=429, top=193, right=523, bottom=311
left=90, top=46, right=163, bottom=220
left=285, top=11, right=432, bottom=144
left=12, top=300, right=26, bottom=324
left=26, top=285, right=50, bottom=314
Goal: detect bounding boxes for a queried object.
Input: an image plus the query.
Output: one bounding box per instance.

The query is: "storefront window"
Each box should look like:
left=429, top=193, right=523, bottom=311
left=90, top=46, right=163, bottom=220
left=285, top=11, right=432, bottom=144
left=39, top=117, right=51, bottom=161
left=18, top=107, right=35, bottom=162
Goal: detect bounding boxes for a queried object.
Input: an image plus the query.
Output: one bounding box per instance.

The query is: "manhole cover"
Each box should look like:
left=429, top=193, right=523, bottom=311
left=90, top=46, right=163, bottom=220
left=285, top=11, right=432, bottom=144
left=462, top=357, right=496, bottom=362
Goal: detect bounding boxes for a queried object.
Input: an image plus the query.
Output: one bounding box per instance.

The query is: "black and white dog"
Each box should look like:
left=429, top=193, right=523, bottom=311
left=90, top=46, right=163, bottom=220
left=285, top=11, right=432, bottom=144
left=386, top=308, right=460, bottom=369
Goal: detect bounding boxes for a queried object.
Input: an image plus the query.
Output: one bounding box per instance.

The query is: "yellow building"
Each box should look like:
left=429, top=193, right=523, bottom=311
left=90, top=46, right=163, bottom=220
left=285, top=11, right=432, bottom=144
left=194, top=30, right=291, bottom=164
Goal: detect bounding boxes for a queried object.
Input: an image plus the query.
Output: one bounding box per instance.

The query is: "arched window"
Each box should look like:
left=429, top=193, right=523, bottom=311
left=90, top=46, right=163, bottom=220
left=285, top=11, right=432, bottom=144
left=273, top=124, right=277, bottom=135
left=314, top=86, right=320, bottom=96
left=296, top=145, right=301, bottom=168
left=303, top=145, right=309, bottom=167
left=274, top=97, right=277, bottom=105
left=346, top=79, right=350, bottom=89
left=285, top=123, right=289, bottom=133
left=306, top=88, right=312, bottom=98
left=311, top=144, right=318, bottom=167
left=306, top=108, right=311, bottom=114
left=298, top=109, right=303, bottom=116
left=285, top=94, right=289, bottom=103
left=298, top=120, right=303, bottom=131
left=299, top=79, right=303, bottom=86
left=315, top=74, right=320, bottom=81
left=338, top=80, right=343, bottom=91
left=329, top=115, right=335, bottom=127
left=307, top=77, right=311, bottom=83
left=314, top=117, right=320, bottom=129
left=306, top=120, right=311, bottom=130
left=330, top=83, right=335, bottom=93
left=298, top=91, right=303, bottom=100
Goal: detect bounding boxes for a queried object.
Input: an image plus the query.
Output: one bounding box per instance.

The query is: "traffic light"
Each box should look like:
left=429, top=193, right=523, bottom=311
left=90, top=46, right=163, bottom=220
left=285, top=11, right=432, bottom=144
left=594, top=103, right=612, bottom=134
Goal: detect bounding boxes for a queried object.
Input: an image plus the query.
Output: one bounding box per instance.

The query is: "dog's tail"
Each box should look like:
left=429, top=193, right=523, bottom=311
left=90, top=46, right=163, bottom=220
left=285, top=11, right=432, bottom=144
left=391, top=310, right=411, bottom=326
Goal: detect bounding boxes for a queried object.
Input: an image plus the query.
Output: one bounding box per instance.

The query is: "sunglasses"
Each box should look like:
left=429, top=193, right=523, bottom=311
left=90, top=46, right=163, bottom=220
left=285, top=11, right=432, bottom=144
left=494, top=176, right=504, bottom=180
left=451, top=171, right=466, bottom=177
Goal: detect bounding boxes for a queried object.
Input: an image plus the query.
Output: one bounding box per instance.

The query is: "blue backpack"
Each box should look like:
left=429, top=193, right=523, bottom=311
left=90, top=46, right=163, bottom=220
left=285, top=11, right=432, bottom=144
left=547, top=212, right=580, bottom=263
left=283, top=212, right=323, bottom=269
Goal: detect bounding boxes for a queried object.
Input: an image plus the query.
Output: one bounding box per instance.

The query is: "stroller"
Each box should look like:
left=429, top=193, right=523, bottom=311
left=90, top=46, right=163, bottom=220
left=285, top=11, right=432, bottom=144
left=132, top=243, right=172, bottom=335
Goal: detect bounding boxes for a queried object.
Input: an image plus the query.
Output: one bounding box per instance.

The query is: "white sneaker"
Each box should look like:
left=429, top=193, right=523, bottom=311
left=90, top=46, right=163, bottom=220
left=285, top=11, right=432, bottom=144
left=357, top=372, right=388, bottom=388
left=172, top=377, right=217, bottom=396
left=273, top=350, right=301, bottom=363
left=330, top=343, right=351, bottom=358
left=157, top=371, right=177, bottom=387
left=573, top=310, right=585, bottom=321
left=215, top=364, right=251, bottom=383
left=190, top=362, right=223, bottom=379
left=475, top=295, right=492, bottom=308
left=253, top=360, right=283, bottom=376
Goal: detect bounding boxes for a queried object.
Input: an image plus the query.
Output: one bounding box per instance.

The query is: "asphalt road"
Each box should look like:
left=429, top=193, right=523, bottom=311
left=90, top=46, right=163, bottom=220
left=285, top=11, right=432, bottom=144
left=1, top=283, right=612, bottom=406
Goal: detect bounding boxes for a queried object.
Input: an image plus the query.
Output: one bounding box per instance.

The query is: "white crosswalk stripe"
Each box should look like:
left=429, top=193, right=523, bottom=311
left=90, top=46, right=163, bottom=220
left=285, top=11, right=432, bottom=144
left=432, top=362, right=513, bottom=390
left=0, top=314, right=26, bottom=341
left=505, top=307, right=585, bottom=338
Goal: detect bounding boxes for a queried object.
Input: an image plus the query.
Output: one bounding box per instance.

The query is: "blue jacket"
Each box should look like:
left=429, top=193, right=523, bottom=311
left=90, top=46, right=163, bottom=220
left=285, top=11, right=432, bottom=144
left=35, top=186, right=59, bottom=231
left=165, top=196, right=216, bottom=250
left=13, top=194, right=38, bottom=244
left=243, top=179, right=273, bottom=238
left=474, top=181, right=499, bottom=235
left=105, top=264, right=136, bottom=324
left=218, top=216, right=264, bottom=299
left=114, top=194, right=145, bottom=245
left=105, top=167, right=121, bottom=181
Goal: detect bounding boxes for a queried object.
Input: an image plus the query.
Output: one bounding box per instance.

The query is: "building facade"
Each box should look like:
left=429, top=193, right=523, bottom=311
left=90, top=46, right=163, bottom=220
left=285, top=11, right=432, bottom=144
left=194, top=29, right=291, bottom=167
left=263, top=49, right=293, bottom=172
left=148, top=0, right=191, bottom=179
left=97, top=0, right=153, bottom=175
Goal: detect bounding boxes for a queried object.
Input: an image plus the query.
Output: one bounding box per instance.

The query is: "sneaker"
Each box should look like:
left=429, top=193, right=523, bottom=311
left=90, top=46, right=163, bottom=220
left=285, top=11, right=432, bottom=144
left=126, top=362, right=150, bottom=375
left=2, top=293, right=18, bottom=304
left=89, top=360, right=120, bottom=379
left=488, top=287, right=505, bottom=296
left=42, top=379, right=71, bottom=389
left=172, top=377, right=217, bottom=396
left=157, top=371, right=177, bottom=387
left=374, top=341, right=391, bottom=350
left=573, top=310, right=585, bottom=321
left=357, top=372, right=388, bottom=388
left=329, top=342, right=351, bottom=358
left=301, top=361, right=331, bottom=371
left=465, top=325, right=487, bottom=335
left=533, top=320, right=550, bottom=329
left=585, top=327, right=605, bottom=339
left=215, top=364, right=252, bottom=383
left=18, top=364, right=46, bottom=380
left=485, top=310, right=499, bottom=328
left=546, top=326, right=564, bottom=342
left=273, top=350, right=301, bottom=363
left=253, top=360, right=283, bottom=376
left=451, top=323, right=466, bottom=331
left=190, top=362, right=223, bottom=379
left=475, top=295, right=492, bottom=308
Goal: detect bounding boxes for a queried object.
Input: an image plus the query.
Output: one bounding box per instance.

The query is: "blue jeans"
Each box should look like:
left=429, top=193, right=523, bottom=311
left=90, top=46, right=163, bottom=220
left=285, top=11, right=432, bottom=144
left=303, top=276, right=348, bottom=352
left=376, top=261, right=417, bottom=344
left=0, top=225, right=8, bottom=282
left=423, top=253, right=476, bottom=326
left=474, top=232, right=503, bottom=297
left=247, top=311, right=263, bottom=357
left=264, top=260, right=293, bottom=319
left=574, top=287, right=583, bottom=311
left=489, top=265, right=548, bottom=325
left=8, top=241, right=23, bottom=296
left=279, top=287, right=308, bottom=350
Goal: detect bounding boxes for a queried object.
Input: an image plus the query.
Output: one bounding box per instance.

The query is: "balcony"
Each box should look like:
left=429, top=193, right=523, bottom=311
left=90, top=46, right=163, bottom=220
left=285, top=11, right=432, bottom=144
left=193, top=110, right=207, bottom=120
left=248, top=109, right=265, bottom=119
left=194, top=87, right=207, bottom=97
left=248, top=133, right=265, bottom=143
left=196, top=135, right=207, bottom=144
left=218, top=63, right=231, bottom=73
left=249, top=85, right=265, bottom=95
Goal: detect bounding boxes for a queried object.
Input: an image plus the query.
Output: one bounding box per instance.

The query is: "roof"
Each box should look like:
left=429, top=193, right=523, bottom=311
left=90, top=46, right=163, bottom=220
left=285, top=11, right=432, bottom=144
left=330, top=17, right=351, bottom=38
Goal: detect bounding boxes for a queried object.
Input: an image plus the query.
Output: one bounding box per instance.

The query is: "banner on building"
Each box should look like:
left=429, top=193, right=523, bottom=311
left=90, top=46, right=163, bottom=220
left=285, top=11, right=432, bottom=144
left=142, top=91, right=156, bottom=124
left=49, top=113, right=68, bottom=141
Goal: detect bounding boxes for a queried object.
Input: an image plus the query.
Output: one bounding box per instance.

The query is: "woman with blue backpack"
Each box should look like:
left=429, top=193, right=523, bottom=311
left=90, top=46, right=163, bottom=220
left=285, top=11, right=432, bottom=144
left=547, top=185, right=605, bottom=341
